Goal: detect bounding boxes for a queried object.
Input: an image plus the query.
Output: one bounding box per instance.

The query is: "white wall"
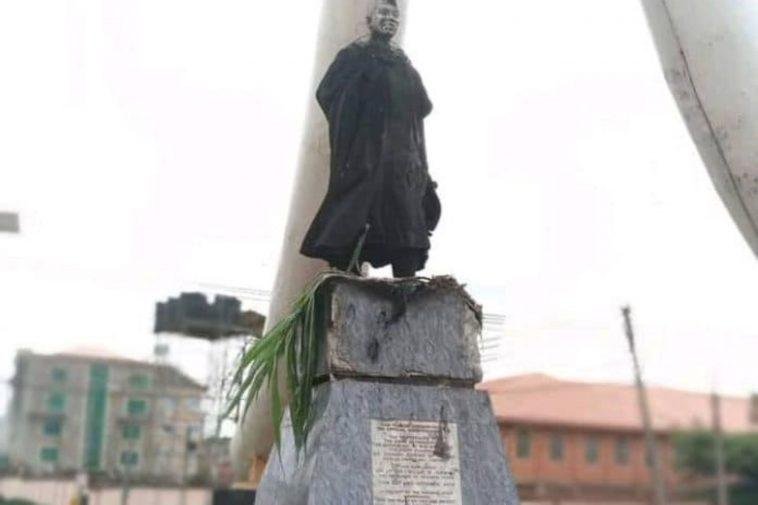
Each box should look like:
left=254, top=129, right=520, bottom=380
left=0, top=478, right=212, bottom=505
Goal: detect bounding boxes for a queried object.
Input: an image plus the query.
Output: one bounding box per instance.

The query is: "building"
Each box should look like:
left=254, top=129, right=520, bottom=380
left=480, top=374, right=757, bottom=503
left=7, top=349, right=206, bottom=483
left=0, top=415, right=8, bottom=471
left=197, top=437, right=235, bottom=488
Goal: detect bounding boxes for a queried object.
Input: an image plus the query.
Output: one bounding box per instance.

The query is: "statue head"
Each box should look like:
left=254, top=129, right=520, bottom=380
left=367, top=0, right=400, bottom=41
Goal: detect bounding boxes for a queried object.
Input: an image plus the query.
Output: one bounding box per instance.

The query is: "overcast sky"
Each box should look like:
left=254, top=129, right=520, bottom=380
left=1, top=0, right=757, bottom=406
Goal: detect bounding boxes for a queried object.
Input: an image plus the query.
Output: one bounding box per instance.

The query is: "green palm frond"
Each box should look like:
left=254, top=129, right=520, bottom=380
left=225, top=269, right=480, bottom=452
left=225, top=270, right=343, bottom=451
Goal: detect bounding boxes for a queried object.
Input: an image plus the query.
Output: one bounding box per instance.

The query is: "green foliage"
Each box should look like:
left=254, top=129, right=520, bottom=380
left=687, top=484, right=758, bottom=505
left=727, top=434, right=758, bottom=481
left=674, top=430, right=718, bottom=476
left=675, top=431, right=758, bottom=482
left=728, top=485, right=758, bottom=505
left=226, top=270, right=340, bottom=451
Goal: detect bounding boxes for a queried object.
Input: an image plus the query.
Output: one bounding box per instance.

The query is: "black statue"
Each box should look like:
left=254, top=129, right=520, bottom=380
left=300, top=0, right=440, bottom=278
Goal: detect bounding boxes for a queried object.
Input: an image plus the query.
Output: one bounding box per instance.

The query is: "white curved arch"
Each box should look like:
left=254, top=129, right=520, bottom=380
left=641, top=0, right=758, bottom=257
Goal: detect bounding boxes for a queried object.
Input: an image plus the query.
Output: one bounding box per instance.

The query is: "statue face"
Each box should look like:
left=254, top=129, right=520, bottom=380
left=368, top=3, right=400, bottom=39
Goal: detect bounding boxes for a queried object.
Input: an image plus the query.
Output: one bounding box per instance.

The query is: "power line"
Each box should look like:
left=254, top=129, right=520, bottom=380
left=198, top=281, right=509, bottom=324
left=199, top=281, right=510, bottom=366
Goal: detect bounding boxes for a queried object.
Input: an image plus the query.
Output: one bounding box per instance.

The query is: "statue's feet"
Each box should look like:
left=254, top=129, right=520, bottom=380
left=391, top=263, right=417, bottom=279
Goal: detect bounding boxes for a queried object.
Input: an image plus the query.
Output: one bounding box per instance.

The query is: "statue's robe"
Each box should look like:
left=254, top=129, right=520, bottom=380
left=301, top=40, right=440, bottom=271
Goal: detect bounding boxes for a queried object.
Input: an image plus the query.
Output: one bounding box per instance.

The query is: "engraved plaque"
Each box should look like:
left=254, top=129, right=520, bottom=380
left=371, top=419, right=463, bottom=505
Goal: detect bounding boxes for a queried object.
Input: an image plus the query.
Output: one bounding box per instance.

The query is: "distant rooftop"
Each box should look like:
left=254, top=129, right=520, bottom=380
left=17, top=348, right=205, bottom=391
left=480, top=373, right=756, bottom=434
left=55, top=345, right=126, bottom=360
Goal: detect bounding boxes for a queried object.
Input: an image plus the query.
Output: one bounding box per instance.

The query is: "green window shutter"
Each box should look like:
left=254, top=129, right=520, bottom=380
left=616, top=437, right=630, bottom=465
left=550, top=433, right=564, bottom=461
left=122, top=424, right=141, bottom=440
left=516, top=429, right=531, bottom=459
left=586, top=436, right=600, bottom=464
left=40, top=447, right=59, bottom=463
left=127, top=399, right=148, bottom=416
left=120, top=451, right=139, bottom=467
left=84, top=364, right=109, bottom=471
left=47, top=392, right=66, bottom=413
left=43, top=418, right=62, bottom=436
left=128, top=374, right=150, bottom=389
left=51, top=368, right=67, bottom=383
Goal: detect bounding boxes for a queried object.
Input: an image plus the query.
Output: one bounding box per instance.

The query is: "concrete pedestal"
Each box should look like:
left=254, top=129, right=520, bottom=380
left=255, top=277, right=520, bottom=505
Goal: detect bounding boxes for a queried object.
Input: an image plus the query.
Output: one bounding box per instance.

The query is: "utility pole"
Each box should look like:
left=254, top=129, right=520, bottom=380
left=120, top=413, right=136, bottom=505
left=712, top=391, right=729, bottom=505
left=0, top=212, right=20, bottom=233
left=120, top=451, right=131, bottom=505
left=621, top=306, right=668, bottom=505
left=120, top=478, right=129, bottom=505
left=180, top=425, right=194, bottom=505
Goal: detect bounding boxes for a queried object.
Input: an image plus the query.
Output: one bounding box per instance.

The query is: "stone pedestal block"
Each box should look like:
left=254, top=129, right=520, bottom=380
left=318, top=277, right=483, bottom=383
left=255, top=277, right=520, bottom=505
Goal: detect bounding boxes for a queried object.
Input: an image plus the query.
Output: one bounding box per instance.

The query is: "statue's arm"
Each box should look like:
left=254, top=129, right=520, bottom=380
left=412, top=67, right=433, bottom=118
left=316, top=47, right=359, bottom=115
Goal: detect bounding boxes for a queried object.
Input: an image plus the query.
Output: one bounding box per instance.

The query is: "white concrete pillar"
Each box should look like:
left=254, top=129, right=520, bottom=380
left=231, top=0, right=410, bottom=480
left=640, top=0, right=758, bottom=256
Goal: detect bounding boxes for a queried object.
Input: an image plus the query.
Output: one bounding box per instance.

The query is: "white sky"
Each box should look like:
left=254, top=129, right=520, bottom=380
left=1, top=0, right=757, bottom=406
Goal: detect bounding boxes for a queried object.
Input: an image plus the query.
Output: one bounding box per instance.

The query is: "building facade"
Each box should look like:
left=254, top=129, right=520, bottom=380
left=7, top=350, right=206, bottom=483
left=480, top=374, right=756, bottom=503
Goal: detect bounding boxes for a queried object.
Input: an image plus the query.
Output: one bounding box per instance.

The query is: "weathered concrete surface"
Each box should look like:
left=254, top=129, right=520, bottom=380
left=320, top=277, right=483, bottom=383
left=640, top=0, right=758, bottom=257
left=256, top=380, right=520, bottom=505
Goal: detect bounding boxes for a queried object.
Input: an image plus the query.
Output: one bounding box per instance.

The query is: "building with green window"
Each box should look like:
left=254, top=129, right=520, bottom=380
left=7, top=350, right=206, bottom=483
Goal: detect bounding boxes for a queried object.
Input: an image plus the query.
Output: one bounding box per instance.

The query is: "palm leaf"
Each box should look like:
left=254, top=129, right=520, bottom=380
left=225, top=270, right=343, bottom=451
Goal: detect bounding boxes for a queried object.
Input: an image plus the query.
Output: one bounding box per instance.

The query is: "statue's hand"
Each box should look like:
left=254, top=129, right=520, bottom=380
left=423, top=180, right=442, bottom=232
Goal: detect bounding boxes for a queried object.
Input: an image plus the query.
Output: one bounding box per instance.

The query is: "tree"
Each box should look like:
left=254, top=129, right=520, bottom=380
left=726, top=434, right=758, bottom=482
left=676, top=431, right=758, bottom=480
left=675, top=430, right=718, bottom=476
left=676, top=431, right=758, bottom=504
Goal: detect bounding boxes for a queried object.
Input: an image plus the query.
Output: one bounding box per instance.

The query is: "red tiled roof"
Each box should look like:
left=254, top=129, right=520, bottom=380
left=479, top=374, right=755, bottom=434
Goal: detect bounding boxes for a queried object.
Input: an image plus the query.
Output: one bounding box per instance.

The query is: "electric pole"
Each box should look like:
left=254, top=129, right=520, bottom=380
left=180, top=424, right=196, bottom=505
left=622, top=306, right=668, bottom=505
left=120, top=449, right=131, bottom=505
left=712, top=391, right=729, bottom=505
left=0, top=212, right=20, bottom=234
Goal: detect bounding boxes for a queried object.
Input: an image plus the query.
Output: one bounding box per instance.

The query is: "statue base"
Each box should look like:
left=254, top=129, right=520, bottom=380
left=255, top=276, right=520, bottom=505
